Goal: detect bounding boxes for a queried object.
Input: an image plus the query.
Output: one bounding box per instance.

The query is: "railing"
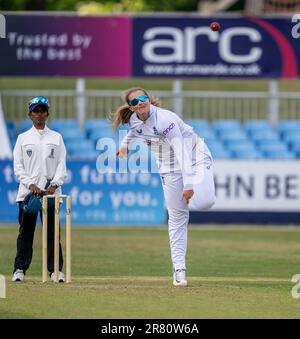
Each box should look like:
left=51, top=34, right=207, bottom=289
left=1, top=89, right=300, bottom=124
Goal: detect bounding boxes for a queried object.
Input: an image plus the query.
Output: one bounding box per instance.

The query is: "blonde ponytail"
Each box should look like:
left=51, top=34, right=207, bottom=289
left=149, top=95, right=161, bottom=107
left=112, top=105, right=134, bottom=130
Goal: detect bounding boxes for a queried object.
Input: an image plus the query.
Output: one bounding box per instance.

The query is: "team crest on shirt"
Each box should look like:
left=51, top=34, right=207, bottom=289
left=26, top=150, right=32, bottom=157
left=48, top=148, right=55, bottom=158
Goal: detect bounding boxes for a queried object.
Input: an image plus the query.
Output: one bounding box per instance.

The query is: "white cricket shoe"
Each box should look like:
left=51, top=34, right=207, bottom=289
left=50, top=271, right=65, bottom=283
left=12, top=269, right=25, bottom=282
left=173, top=269, right=187, bottom=287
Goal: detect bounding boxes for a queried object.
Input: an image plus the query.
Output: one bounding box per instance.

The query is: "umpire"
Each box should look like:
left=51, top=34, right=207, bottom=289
left=12, top=96, right=67, bottom=282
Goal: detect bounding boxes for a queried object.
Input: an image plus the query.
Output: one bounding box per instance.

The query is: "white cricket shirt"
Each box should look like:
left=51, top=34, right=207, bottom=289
left=13, top=125, right=67, bottom=201
left=121, top=104, right=212, bottom=190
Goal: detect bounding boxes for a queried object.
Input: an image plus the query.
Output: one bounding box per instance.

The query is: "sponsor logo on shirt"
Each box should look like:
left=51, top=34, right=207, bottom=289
left=136, top=129, right=142, bottom=134
left=153, top=127, right=159, bottom=135
left=163, top=123, right=175, bottom=136
left=26, top=150, right=32, bottom=157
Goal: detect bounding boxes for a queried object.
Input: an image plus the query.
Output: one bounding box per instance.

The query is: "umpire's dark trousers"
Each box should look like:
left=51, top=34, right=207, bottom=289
left=13, top=203, right=63, bottom=274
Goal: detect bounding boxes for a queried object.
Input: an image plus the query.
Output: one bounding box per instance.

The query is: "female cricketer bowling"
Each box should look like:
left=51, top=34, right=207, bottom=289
left=113, top=87, right=216, bottom=286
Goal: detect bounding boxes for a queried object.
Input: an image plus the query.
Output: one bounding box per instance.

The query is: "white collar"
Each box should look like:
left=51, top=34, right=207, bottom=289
left=132, top=104, right=157, bottom=124
left=32, top=125, right=49, bottom=136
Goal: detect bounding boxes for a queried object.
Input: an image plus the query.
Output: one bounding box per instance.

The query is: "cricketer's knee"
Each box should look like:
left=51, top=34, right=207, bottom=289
left=191, top=192, right=216, bottom=211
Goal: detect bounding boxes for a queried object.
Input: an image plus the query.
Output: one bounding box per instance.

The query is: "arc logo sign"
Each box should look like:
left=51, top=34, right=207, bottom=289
left=133, top=16, right=300, bottom=79
left=291, top=14, right=300, bottom=39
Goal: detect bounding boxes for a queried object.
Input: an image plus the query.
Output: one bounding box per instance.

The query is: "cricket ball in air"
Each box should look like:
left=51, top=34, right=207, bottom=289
left=210, top=22, right=220, bottom=31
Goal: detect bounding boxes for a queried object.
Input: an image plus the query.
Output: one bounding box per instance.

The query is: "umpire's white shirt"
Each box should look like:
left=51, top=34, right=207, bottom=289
left=13, top=125, right=67, bottom=202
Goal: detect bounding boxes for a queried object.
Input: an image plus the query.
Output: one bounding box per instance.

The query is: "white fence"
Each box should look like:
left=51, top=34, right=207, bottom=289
left=1, top=87, right=300, bottom=125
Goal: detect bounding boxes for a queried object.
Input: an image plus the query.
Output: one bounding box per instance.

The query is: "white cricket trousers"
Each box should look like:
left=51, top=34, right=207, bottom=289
left=161, top=164, right=216, bottom=271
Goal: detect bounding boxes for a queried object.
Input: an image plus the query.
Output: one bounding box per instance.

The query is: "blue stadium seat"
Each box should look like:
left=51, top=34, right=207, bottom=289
left=114, top=125, right=130, bottom=140
left=212, top=120, right=242, bottom=135
left=6, top=124, right=17, bottom=141
left=89, top=129, right=114, bottom=145
left=204, top=139, right=221, bottom=150
left=277, top=120, right=300, bottom=137
left=208, top=141, right=231, bottom=159
left=70, top=150, right=99, bottom=160
left=220, top=131, right=249, bottom=146
left=257, top=140, right=287, bottom=150
left=79, top=150, right=99, bottom=159
left=290, top=143, right=300, bottom=155
left=290, top=146, right=300, bottom=159
left=9, top=137, right=17, bottom=148
left=61, top=128, right=86, bottom=143
left=18, top=119, right=33, bottom=133
left=66, top=140, right=95, bottom=155
left=6, top=120, right=15, bottom=131
left=280, top=127, right=300, bottom=141
left=85, top=118, right=111, bottom=129
left=6, top=121, right=17, bottom=147
left=85, top=119, right=112, bottom=137
left=227, top=142, right=262, bottom=159
left=231, top=148, right=263, bottom=159
left=226, top=140, right=256, bottom=151
left=283, top=132, right=300, bottom=149
left=281, top=129, right=298, bottom=140
left=6, top=121, right=17, bottom=146
left=250, top=129, right=280, bottom=145
left=185, top=119, right=210, bottom=134
left=258, top=142, right=290, bottom=158
left=244, top=120, right=273, bottom=135
left=210, top=148, right=232, bottom=159
left=263, top=149, right=295, bottom=159
left=51, top=119, right=79, bottom=132
left=290, top=140, right=300, bottom=152
left=291, top=144, right=300, bottom=158
left=219, top=128, right=246, bottom=138
left=115, top=124, right=129, bottom=132
left=197, top=129, right=215, bottom=142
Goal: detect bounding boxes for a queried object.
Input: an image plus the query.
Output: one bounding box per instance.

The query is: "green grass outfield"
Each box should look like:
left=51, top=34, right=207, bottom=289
left=1, top=225, right=300, bottom=319
left=2, top=77, right=300, bottom=92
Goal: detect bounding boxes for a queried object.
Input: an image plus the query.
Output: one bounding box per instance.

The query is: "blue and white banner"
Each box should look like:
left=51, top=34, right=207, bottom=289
left=1, top=14, right=300, bottom=78
left=0, top=160, right=165, bottom=225
left=133, top=16, right=300, bottom=78
left=1, top=160, right=300, bottom=225
left=209, top=160, right=300, bottom=212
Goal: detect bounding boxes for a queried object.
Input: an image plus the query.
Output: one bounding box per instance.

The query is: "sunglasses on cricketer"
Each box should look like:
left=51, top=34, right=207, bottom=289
left=128, top=95, right=148, bottom=107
